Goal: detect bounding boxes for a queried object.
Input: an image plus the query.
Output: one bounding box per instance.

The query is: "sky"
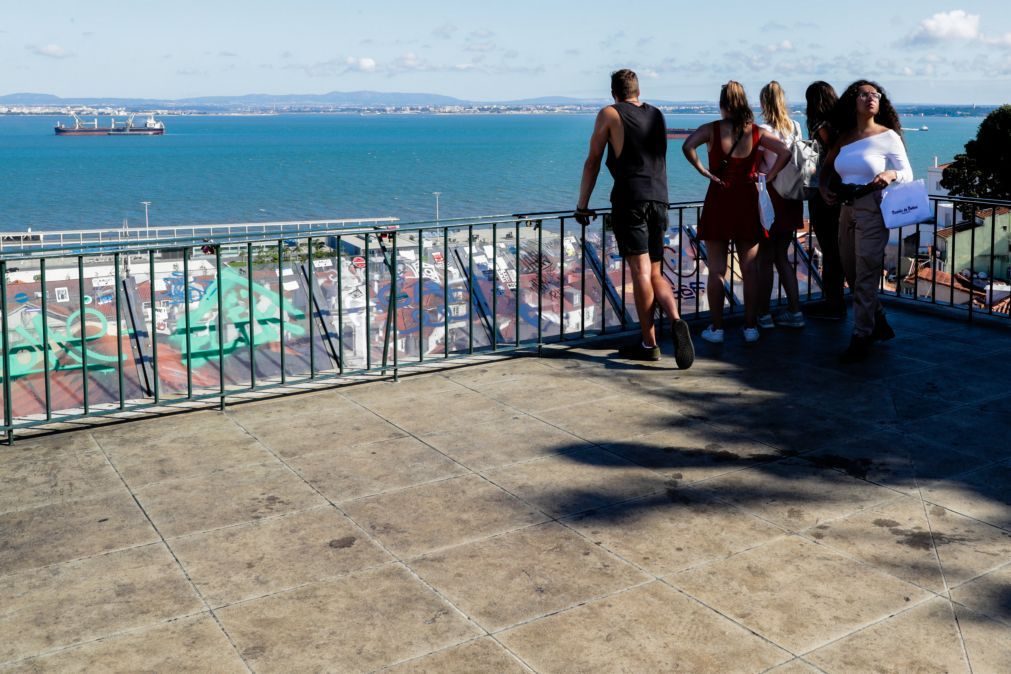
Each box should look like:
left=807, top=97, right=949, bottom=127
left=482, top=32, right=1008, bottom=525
left=4, top=1, right=1011, bottom=104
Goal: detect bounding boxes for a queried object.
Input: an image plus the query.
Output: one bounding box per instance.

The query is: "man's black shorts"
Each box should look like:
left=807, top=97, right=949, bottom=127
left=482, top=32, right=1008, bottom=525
left=611, top=200, right=668, bottom=262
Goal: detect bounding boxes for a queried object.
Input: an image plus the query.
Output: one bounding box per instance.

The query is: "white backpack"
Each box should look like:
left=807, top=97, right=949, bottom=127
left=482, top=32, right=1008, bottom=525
left=772, top=120, right=821, bottom=200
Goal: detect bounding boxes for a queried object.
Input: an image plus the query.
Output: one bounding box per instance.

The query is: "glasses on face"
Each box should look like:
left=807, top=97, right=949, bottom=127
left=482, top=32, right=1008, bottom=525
left=858, top=91, right=882, bottom=101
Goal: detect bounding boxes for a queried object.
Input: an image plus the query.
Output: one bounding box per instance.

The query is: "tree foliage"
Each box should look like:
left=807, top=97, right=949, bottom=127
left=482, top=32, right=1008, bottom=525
left=940, top=105, right=1011, bottom=200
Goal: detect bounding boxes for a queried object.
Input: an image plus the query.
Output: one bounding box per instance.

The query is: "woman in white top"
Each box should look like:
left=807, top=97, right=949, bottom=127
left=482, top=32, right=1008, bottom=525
left=820, top=80, right=912, bottom=362
left=756, top=81, right=805, bottom=330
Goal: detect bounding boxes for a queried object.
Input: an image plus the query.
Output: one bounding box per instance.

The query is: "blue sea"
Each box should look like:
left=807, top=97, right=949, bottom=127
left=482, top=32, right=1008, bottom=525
left=0, top=113, right=983, bottom=232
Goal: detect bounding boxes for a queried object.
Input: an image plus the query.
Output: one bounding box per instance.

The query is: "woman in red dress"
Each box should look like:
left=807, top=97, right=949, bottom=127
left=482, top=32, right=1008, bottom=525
left=683, top=81, right=790, bottom=343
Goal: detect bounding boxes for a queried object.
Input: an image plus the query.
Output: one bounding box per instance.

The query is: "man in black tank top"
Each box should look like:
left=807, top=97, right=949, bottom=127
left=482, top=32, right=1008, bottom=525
left=576, top=69, right=694, bottom=369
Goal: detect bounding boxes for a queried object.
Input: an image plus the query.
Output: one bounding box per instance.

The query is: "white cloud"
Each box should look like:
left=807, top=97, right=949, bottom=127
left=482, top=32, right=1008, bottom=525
left=345, top=56, right=376, bottom=72
left=983, top=31, right=1011, bottom=48
left=764, top=40, right=793, bottom=54
left=27, top=43, right=73, bottom=59
left=909, top=10, right=981, bottom=44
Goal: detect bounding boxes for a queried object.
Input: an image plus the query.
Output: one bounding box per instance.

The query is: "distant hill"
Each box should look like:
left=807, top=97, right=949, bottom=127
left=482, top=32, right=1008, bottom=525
left=0, top=91, right=997, bottom=116
left=0, top=90, right=470, bottom=108
left=178, top=91, right=469, bottom=107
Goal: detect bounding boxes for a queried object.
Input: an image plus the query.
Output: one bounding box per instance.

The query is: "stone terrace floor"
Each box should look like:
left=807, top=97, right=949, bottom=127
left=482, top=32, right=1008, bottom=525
left=2, top=302, right=1010, bottom=673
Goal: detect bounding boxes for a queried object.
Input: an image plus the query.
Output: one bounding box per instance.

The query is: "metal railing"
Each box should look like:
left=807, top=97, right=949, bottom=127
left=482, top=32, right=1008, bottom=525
left=2, top=195, right=1008, bottom=441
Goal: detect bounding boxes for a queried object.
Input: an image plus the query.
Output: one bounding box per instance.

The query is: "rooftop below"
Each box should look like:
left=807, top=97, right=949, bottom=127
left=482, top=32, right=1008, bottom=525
left=2, top=302, right=1009, bottom=672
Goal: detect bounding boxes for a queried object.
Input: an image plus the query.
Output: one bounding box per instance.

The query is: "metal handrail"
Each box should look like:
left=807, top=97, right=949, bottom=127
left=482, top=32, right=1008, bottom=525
left=2, top=195, right=1008, bottom=442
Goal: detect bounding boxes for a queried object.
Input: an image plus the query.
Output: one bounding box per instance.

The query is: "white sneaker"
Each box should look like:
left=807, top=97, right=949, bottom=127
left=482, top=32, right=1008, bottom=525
left=774, top=310, right=806, bottom=328
left=757, top=313, right=774, bottom=329
left=700, top=325, right=725, bottom=344
left=742, top=326, right=760, bottom=343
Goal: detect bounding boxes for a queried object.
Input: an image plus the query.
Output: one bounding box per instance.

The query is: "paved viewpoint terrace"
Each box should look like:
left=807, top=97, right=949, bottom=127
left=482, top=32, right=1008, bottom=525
left=2, top=303, right=1010, bottom=673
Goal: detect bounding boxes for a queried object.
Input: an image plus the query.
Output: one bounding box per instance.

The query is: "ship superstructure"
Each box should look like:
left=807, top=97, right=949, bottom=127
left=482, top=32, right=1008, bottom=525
left=54, top=112, right=166, bottom=136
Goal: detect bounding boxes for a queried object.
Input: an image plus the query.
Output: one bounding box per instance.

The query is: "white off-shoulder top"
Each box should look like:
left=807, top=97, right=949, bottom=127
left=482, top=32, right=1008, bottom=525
left=834, top=129, right=913, bottom=185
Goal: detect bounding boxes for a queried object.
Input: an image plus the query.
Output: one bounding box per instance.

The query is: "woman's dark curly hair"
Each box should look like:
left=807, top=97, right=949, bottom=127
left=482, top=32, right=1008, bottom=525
left=805, top=81, right=837, bottom=137
left=834, top=80, right=902, bottom=140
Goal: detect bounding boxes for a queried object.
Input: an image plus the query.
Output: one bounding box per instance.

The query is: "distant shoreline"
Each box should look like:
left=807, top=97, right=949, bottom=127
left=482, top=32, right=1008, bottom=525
left=0, top=106, right=994, bottom=119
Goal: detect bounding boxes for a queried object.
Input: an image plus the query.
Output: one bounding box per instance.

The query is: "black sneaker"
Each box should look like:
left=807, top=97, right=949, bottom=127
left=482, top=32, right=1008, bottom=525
left=671, top=319, right=695, bottom=370
left=618, top=341, right=661, bottom=361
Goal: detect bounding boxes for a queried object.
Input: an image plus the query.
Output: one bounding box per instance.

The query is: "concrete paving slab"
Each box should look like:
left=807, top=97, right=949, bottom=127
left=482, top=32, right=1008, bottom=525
left=950, top=563, right=1011, bottom=626
left=0, top=544, right=202, bottom=664
left=287, top=435, right=467, bottom=503
left=953, top=604, right=1011, bottom=673
left=531, top=394, right=677, bottom=445
left=484, top=447, right=669, bottom=517
left=134, top=460, right=327, bottom=538
left=92, top=411, right=271, bottom=487
left=600, top=422, right=788, bottom=486
left=342, top=474, right=547, bottom=558
left=0, top=433, right=121, bottom=515
left=806, top=597, right=969, bottom=673
left=0, top=614, right=246, bottom=673
left=566, top=487, right=787, bottom=576
left=796, top=430, right=993, bottom=495
left=170, top=506, right=393, bottom=607
left=354, top=387, right=519, bottom=437
left=229, top=393, right=408, bottom=458
left=697, top=460, right=900, bottom=532
left=670, top=536, right=931, bottom=654
left=0, top=490, right=158, bottom=576
left=498, top=581, right=791, bottom=673
left=475, top=374, right=617, bottom=414
left=380, top=637, right=530, bottom=673
left=216, top=564, right=481, bottom=673
left=804, top=497, right=1011, bottom=593
left=410, top=522, right=649, bottom=631
left=919, top=459, right=1011, bottom=531
left=764, top=659, right=823, bottom=673
left=421, top=413, right=592, bottom=471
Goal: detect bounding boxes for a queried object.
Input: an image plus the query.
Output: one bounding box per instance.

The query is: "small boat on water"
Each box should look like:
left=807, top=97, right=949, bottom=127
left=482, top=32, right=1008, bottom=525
left=55, top=112, right=165, bottom=136
left=666, top=128, right=692, bottom=139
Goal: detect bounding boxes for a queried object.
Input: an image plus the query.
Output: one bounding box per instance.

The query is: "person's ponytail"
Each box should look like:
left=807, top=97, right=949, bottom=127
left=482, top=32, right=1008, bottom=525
left=720, top=80, right=754, bottom=136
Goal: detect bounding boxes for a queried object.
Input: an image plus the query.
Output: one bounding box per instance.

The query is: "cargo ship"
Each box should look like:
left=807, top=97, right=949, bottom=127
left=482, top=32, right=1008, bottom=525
left=666, top=128, right=693, bottom=139
left=55, top=112, right=165, bottom=136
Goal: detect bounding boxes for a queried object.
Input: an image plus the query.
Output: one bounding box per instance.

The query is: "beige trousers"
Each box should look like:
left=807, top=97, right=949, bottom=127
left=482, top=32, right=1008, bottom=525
left=838, top=193, right=888, bottom=338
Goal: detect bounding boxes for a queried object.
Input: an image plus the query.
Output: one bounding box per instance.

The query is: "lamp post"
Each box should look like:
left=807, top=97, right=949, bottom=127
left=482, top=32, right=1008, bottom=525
left=432, top=192, right=441, bottom=223
left=140, top=201, right=151, bottom=237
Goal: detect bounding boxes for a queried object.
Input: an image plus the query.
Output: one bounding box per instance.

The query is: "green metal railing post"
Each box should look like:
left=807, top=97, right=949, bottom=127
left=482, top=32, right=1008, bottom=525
left=41, top=259, right=52, bottom=419
left=216, top=246, right=226, bottom=409
left=183, top=248, right=193, bottom=398
left=149, top=250, right=159, bottom=403
left=113, top=254, right=124, bottom=410
left=336, top=236, right=344, bottom=374
left=1, top=261, right=13, bottom=443
left=308, top=237, right=316, bottom=378
left=278, top=239, right=287, bottom=383
left=78, top=256, right=89, bottom=414
left=246, top=243, right=255, bottom=389
left=443, top=227, right=449, bottom=359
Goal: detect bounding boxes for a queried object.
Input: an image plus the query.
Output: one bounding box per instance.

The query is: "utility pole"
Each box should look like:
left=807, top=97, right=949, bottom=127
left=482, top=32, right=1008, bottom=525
left=432, top=192, right=441, bottom=223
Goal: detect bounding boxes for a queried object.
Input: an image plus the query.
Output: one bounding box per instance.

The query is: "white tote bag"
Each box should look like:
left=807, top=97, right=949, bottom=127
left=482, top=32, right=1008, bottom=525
left=880, top=179, right=931, bottom=229
left=757, top=175, right=776, bottom=231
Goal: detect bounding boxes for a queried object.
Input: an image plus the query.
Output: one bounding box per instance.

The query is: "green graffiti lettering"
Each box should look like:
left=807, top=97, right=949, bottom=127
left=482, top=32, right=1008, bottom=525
left=168, top=267, right=307, bottom=368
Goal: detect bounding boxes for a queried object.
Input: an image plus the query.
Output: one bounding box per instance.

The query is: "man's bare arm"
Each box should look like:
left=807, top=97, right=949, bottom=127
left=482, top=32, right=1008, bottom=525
left=576, top=107, right=616, bottom=214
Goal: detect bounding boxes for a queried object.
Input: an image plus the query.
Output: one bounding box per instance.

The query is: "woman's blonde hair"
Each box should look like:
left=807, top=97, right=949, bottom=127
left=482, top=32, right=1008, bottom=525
left=760, top=81, right=793, bottom=137
left=719, top=81, right=753, bottom=135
